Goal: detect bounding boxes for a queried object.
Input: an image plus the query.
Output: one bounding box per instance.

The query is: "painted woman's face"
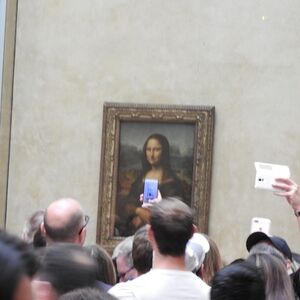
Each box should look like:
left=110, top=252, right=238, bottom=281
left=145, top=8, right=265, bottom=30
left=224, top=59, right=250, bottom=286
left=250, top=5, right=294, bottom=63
left=146, top=138, right=162, bottom=167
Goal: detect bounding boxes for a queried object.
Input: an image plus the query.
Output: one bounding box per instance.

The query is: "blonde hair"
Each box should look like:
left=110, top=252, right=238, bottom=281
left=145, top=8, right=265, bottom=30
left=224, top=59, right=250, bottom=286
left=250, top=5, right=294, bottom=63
left=201, top=234, right=223, bottom=285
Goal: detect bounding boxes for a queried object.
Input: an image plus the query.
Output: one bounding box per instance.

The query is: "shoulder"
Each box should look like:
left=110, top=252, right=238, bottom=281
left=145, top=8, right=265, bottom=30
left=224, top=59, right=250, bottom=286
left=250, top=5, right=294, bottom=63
left=108, top=271, right=154, bottom=299
left=150, top=269, right=210, bottom=291
left=108, top=282, right=137, bottom=300
left=175, top=271, right=211, bottom=296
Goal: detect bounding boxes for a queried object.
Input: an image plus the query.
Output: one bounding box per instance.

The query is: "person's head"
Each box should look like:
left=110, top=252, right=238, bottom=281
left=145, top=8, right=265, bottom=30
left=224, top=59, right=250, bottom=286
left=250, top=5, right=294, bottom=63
left=0, top=230, right=38, bottom=278
left=58, top=287, right=117, bottom=300
left=41, top=198, right=89, bottom=245
left=142, top=134, right=171, bottom=172
left=249, top=242, right=285, bottom=259
left=247, top=247, right=294, bottom=300
left=34, top=243, right=98, bottom=298
left=246, top=232, right=293, bottom=272
left=112, top=236, right=137, bottom=282
left=148, top=197, right=193, bottom=257
left=84, top=244, right=117, bottom=285
left=200, top=234, right=223, bottom=285
left=0, top=240, right=33, bottom=300
left=211, top=261, right=265, bottom=300
left=132, top=226, right=153, bottom=275
left=22, top=210, right=45, bottom=243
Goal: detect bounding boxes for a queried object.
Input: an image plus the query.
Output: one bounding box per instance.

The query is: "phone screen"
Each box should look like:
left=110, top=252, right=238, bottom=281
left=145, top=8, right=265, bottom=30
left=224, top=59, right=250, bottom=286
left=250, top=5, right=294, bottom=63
left=143, top=179, right=158, bottom=202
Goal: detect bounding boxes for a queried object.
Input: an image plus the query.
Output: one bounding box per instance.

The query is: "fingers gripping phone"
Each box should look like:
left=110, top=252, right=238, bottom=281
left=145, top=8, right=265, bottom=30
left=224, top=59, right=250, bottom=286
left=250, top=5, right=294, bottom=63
left=143, top=179, right=158, bottom=203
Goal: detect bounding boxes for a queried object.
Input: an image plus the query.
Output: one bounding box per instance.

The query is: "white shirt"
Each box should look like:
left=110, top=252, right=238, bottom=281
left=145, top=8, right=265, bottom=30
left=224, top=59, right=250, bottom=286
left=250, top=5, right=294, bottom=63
left=109, top=269, right=210, bottom=300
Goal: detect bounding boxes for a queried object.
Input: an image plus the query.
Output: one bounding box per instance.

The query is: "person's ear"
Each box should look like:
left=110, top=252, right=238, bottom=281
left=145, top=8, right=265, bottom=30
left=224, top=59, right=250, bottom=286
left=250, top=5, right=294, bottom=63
left=78, top=227, right=86, bottom=245
left=198, top=264, right=205, bottom=279
left=147, top=224, right=159, bottom=255
left=32, top=280, right=57, bottom=300
left=146, top=224, right=154, bottom=243
left=286, top=258, right=293, bottom=272
left=192, top=224, right=198, bottom=233
left=189, top=224, right=198, bottom=239
left=40, top=223, right=46, bottom=236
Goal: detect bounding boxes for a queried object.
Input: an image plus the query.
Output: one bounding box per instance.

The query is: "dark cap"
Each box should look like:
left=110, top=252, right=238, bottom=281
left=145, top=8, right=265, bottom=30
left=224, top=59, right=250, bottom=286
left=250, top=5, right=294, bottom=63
left=246, top=231, right=292, bottom=261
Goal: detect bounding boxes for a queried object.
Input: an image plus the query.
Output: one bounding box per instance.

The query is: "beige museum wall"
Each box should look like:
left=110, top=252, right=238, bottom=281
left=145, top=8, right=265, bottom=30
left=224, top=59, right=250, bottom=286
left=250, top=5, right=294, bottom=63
left=4, top=0, right=300, bottom=263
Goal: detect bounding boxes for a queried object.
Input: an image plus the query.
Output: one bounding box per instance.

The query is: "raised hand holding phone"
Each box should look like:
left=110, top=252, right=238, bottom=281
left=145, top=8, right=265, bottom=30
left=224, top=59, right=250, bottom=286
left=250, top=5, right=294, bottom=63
left=273, top=178, right=300, bottom=212
left=254, top=162, right=290, bottom=191
left=140, top=179, right=162, bottom=208
left=143, top=179, right=158, bottom=202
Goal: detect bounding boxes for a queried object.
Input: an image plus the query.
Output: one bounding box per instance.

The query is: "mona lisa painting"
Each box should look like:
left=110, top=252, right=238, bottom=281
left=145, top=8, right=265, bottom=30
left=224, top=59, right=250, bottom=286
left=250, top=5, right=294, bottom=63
left=97, top=103, right=215, bottom=252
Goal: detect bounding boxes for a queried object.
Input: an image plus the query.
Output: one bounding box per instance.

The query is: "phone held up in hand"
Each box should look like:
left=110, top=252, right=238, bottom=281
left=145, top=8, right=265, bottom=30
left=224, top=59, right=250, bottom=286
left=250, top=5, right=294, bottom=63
left=254, top=162, right=290, bottom=191
left=143, top=179, right=158, bottom=203
left=250, top=217, right=271, bottom=235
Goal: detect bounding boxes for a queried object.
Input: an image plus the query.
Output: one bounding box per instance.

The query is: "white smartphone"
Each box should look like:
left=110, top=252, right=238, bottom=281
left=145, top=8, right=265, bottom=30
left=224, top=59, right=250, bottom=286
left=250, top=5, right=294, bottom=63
left=250, top=217, right=271, bottom=235
left=254, top=162, right=290, bottom=191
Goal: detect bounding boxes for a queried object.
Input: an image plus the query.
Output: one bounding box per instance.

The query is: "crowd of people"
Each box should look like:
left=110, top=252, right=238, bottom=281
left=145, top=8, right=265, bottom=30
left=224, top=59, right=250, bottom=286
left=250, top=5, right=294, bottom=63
left=0, top=177, right=300, bottom=300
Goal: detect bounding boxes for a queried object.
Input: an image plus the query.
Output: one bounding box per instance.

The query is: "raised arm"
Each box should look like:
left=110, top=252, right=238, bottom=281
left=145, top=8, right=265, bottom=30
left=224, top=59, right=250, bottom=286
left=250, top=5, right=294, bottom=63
left=273, top=178, right=300, bottom=229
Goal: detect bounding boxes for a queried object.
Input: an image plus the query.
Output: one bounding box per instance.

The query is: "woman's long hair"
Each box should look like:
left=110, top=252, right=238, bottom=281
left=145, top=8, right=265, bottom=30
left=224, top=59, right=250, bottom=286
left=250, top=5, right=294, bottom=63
left=141, top=134, right=171, bottom=175
left=201, top=234, right=223, bottom=285
left=247, top=244, right=294, bottom=300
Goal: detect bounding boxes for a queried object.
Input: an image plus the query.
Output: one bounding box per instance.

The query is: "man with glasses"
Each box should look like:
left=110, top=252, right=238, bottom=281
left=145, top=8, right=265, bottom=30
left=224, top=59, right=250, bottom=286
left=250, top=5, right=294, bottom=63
left=112, top=236, right=138, bottom=282
left=41, top=198, right=89, bottom=246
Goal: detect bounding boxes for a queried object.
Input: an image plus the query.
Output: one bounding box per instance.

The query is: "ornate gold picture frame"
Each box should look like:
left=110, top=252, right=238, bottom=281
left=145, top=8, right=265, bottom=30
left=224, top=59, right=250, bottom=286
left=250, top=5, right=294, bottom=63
left=97, top=103, right=215, bottom=252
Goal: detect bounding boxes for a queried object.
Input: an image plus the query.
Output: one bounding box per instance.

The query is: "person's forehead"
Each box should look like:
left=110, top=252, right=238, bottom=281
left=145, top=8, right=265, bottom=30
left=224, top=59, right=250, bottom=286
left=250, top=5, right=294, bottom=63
left=147, top=138, right=161, bottom=146
left=257, top=240, right=272, bottom=246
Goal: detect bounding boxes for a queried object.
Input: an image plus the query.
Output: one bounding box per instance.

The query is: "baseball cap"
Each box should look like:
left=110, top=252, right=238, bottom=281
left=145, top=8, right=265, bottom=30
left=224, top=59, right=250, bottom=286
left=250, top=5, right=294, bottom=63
left=246, top=231, right=292, bottom=261
left=185, top=233, right=210, bottom=272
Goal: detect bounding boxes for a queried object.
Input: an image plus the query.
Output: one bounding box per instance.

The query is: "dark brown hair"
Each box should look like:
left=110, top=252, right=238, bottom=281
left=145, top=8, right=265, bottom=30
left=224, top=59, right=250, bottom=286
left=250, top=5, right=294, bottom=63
left=132, top=226, right=152, bottom=274
left=150, top=198, right=193, bottom=256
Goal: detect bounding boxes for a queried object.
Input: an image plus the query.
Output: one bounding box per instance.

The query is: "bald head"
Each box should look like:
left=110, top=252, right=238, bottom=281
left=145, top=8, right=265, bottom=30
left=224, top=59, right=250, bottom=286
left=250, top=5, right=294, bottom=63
left=42, top=198, right=87, bottom=245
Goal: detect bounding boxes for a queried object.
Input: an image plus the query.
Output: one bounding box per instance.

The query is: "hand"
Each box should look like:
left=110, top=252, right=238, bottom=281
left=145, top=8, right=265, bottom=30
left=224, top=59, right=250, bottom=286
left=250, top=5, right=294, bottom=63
left=273, top=178, right=300, bottom=211
left=140, top=190, right=162, bottom=208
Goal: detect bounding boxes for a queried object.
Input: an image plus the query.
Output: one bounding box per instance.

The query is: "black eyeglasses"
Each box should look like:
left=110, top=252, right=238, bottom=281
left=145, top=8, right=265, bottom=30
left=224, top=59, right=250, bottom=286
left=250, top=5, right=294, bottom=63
left=78, top=215, right=90, bottom=235
left=118, top=266, right=135, bottom=282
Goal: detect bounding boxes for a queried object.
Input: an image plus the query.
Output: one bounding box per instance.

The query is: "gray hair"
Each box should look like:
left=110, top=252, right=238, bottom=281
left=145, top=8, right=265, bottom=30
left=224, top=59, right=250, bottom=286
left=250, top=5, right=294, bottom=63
left=247, top=248, right=294, bottom=300
left=22, top=210, right=45, bottom=242
left=112, top=236, right=134, bottom=267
